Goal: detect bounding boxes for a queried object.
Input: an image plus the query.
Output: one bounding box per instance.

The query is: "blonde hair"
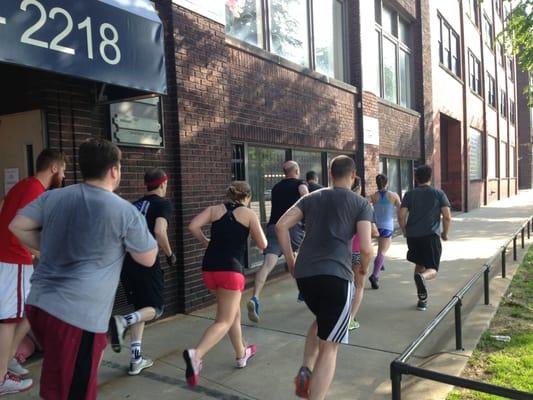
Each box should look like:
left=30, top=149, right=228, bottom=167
left=226, top=181, right=251, bottom=204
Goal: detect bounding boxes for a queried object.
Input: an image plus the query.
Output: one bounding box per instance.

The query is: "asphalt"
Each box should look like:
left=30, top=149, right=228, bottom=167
left=18, top=189, right=533, bottom=400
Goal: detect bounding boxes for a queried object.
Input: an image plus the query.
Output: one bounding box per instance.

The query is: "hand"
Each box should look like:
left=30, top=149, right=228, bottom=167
left=441, top=232, right=448, bottom=241
left=166, top=253, right=177, bottom=266
left=286, top=258, right=296, bottom=277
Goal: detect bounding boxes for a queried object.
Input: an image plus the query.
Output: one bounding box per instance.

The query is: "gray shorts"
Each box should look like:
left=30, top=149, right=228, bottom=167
left=264, top=223, right=305, bottom=256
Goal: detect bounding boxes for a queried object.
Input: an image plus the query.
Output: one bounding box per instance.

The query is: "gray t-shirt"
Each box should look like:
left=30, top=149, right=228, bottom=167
left=400, top=185, right=451, bottom=237
left=20, top=183, right=157, bottom=333
left=294, top=187, right=374, bottom=282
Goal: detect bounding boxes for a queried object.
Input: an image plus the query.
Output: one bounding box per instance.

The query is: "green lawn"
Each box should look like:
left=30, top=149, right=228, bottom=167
left=447, top=245, right=533, bottom=400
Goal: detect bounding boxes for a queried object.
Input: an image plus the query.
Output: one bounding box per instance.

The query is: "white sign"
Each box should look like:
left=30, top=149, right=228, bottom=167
left=4, top=168, right=20, bottom=195
left=363, top=116, right=379, bottom=146
left=172, top=0, right=225, bottom=25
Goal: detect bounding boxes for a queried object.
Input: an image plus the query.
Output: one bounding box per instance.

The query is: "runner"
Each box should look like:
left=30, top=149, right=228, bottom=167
left=398, top=165, right=451, bottom=311
left=276, top=156, right=373, bottom=400
left=305, top=171, right=323, bottom=193
left=368, top=174, right=401, bottom=289
left=109, top=168, right=177, bottom=376
left=247, top=161, right=308, bottom=322
left=9, top=138, right=158, bottom=399
left=0, top=149, right=65, bottom=396
left=184, top=181, right=267, bottom=387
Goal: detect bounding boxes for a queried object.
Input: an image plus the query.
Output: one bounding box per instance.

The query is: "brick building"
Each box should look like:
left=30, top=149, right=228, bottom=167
left=0, top=0, right=520, bottom=314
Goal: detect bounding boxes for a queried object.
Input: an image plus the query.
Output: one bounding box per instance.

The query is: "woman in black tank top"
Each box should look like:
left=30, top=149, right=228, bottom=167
left=183, top=181, right=267, bottom=387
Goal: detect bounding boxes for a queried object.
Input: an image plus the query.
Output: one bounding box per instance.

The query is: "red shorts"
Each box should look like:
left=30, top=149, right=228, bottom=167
left=202, top=271, right=245, bottom=291
left=25, top=306, right=107, bottom=400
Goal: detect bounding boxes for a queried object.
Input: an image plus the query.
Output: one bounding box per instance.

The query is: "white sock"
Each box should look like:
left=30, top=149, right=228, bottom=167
left=131, top=341, right=142, bottom=361
left=124, top=311, right=140, bottom=327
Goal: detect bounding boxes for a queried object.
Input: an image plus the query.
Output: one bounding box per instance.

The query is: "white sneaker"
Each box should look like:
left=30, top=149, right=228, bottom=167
left=7, top=359, right=29, bottom=378
left=0, top=373, right=33, bottom=396
left=128, top=357, right=154, bottom=376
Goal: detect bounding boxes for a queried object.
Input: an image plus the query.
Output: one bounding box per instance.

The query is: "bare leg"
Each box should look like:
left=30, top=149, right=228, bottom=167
left=227, top=307, right=245, bottom=359
left=9, top=318, right=30, bottom=359
left=253, top=253, right=279, bottom=298
left=195, top=289, right=241, bottom=359
left=0, top=323, right=16, bottom=381
left=349, top=266, right=366, bottom=321
left=415, top=265, right=438, bottom=281
left=302, top=321, right=319, bottom=370
left=129, top=307, right=156, bottom=343
left=308, top=339, right=340, bottom=400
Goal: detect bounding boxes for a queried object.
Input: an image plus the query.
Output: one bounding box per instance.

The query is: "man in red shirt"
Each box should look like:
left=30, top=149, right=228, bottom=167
left=0, top=149, right=65, bottom=396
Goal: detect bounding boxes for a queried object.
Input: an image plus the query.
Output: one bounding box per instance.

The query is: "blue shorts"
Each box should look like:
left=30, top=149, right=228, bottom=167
left=378, top=228, right=393, bottom=238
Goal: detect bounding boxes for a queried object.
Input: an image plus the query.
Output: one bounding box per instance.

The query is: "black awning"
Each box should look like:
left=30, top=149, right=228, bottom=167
left=0, top=0, right=166, bottom=95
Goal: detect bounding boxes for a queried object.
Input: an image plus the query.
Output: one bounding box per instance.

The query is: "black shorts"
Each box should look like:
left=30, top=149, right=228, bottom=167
left=264, top=223, right=304, bottom=256
left=296, top=275, right=354, bottom=344
left=406, top=234, right=442, bottom=270
left=121, top=257, right=164, bottom=312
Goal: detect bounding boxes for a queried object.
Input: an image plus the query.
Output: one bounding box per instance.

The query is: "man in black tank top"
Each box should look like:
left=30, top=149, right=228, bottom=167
left=109, top=168, right=177, bottom=376
left=247, top=161, right=309, bottom=323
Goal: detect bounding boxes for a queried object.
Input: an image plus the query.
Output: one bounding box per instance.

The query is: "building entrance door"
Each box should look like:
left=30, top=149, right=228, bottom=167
left=440, top=114, right=463, bottom=211
left=0, top=110, right=45, bottom=198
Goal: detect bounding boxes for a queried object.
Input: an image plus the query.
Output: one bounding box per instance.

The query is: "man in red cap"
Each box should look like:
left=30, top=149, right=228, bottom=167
left=109, top=168, right=177, bottom=376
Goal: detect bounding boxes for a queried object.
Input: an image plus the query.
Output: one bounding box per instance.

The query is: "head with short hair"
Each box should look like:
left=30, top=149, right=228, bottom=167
left=282, top=161, right=299, bottom=178
left=306, top=171, right=318, bottom=183
left=352, top=176, right=362, bottom=194
left=376, top=174, right=388, bottom=191
left=226, top=181, right=252, bottom=205
left=35, top=149, right=66, bottom=189
left=415, top=164, right=432, bottom=184
left=144, top=168, right=168, bottom=195
left=78, top=138, right=121, bottom=188
left=330, top=155, right=356, bottom=181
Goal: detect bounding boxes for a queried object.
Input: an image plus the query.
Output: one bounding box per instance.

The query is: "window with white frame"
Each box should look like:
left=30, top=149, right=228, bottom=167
left=483, top=14, right=494, bottom=48
left=438, top=15, right=461, bottom=77
left=468, top=51, right=481, bottom=95
left=469, top=129, right=482, bottom=180
left=487, top=73, right=496, bottom=107
left=509, top=99, right=515, bottom=124
left=500, top=89, right=507, bottom=118
left=467, top=0, right=479, bottom=26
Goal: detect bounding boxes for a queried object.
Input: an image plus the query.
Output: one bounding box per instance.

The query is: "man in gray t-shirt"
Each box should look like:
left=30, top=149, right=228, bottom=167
left=9, top=139, right=158, bottom=399
left=276, top=156, right=372, bottom=400
left=399, top=164, right=451, bottom=311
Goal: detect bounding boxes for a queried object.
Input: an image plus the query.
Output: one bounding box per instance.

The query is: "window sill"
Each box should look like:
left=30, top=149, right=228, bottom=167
left=469, top=89, right=484, bottom=101
left=487, top=104, right=497, bottom=111
left=377, top=98, right=421, bottom=117
left=438, top=63, right=463, bottom=84
left=225, top=36, right=357, bottom=94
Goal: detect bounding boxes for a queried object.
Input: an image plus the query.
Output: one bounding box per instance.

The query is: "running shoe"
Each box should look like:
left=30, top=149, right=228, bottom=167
left=294, top=366, right=312, bottom=398
left=128, top=357, right=154, bottom=376
left=236, top=344, right=256, bottom=368
left=247, top=297, right=260, bottom=322
left=414, top=273, right=428, bottom=300
left=109, top=315, right=127, bottom=353
left=348, top=320, right=360, bottom=331
left=369, top=275, right=379, bottom=290
left=0, top=372, right=33, bottom=396
left=7, top=358, right=29, bottom=378
left=417, top=299, right=427, bottom=311
left=297, top=292, right=305, bottom=303
left=183, top=349, right=202, bottom=387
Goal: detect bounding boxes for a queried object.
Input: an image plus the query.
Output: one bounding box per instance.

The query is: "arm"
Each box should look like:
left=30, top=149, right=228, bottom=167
left=154, top=217, right=172, bottom=257
left=357, top=221, right=372, bottom=276
left=9, top=215, right=42, bottom=251
left=399, top=207, right=408, bottom=236
left=371, top=223, right=379, bottom=238
left=275, top=206, right=304, bottom=276
left=249, top=211, right=267, bottom=250
left=130, top=247, right=158, bottom=267
left=440, top=207, right=451, bottom=241
left=298, top=184, right=309, bottom=197
left=188, top=206, right=212, bottom=247
left=393, top=193, right=402, bottom=222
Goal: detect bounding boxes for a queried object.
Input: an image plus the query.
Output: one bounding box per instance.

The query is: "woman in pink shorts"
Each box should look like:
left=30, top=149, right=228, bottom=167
left=184, top=181, right=267, bottom=387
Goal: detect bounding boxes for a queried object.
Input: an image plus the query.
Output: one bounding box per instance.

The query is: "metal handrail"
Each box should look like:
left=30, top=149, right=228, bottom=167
left=390, top=216, right=533, bottom=400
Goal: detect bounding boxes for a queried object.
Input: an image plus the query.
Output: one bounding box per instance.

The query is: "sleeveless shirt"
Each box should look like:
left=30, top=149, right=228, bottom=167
left=374, top=190, right=395, bottom=231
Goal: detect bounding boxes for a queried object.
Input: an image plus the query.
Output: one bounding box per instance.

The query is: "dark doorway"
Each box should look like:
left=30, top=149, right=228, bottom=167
left=440, top=114, right=463, bottom=211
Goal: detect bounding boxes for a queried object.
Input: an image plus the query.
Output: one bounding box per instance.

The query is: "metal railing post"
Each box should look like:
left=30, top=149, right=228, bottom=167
left=528, top=220, right=531, bottom=239
left=483, top=266, right=490, bottom=305
left=501, top=248, right=506, bottom=278
left=513, top=236, right=517, bottom=261
left=522, top=227, right=525, bottom=249
left=391, top=363, right=402, bottom=400
left=454, top=299, right=463, bottom=351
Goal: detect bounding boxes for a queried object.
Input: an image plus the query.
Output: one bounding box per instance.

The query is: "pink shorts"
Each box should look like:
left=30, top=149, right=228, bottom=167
left=202, top=271, right=245, bottom=292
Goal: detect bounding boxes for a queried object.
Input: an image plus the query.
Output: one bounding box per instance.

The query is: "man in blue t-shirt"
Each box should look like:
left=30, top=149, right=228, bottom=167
left=399, top=165, right=452, bottom=311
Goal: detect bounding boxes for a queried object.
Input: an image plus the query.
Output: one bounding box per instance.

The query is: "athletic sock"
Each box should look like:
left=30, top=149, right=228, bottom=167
left=131, top=341, right=142, bottom=362
left=372, top=254, right=385, bottom=278
left=124, top=311, right=141, bottom=327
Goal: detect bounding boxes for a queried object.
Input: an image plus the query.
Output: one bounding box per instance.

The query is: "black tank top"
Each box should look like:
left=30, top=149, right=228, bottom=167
left=202, top=203, right=250, bottom=273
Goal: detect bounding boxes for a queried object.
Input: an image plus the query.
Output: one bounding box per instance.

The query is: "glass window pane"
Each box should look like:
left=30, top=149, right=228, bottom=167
left=399, top=50, right=411, bottom=108
left=269, top=0, right=309, bottom=66
left=225, top=0, right=264, bottom=47
left=314, top=0, right=345, bottom=81
left=469, top=130, right=482, bottom=180
left=383, top=38, right=397, bottom=103
left=388, top=158, right=400, bottom=194
left=382, top=6, right=394, bottom=34
left=400, top=159, right=412, bottom=197
left=399, top=19, right=409, bottom=44
left=247, top=146, right=286, bottom=266
left=376, top=30, right=382, bottom=93
left=294, top=150, right=323, bottom=185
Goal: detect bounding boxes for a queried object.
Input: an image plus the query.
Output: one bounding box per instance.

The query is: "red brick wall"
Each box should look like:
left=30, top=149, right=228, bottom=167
left=377, top=101, right=421, bottom=159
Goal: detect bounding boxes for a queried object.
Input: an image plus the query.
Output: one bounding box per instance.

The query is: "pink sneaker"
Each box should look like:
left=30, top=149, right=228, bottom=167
left=236, top=344, right=256, bottom=368
left=183, top=349, right=202, bottom=387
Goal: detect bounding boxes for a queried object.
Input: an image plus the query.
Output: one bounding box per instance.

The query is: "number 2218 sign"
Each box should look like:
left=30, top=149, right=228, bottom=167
left=0, top=0, right=167, bottom=94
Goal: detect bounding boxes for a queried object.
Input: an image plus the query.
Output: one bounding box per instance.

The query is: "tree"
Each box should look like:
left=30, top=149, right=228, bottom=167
left=498, top=0, right=533, bottom=105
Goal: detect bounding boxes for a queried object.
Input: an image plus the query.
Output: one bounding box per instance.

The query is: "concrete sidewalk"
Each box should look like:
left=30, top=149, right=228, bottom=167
left=19, top=190, right=533, bottom=400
